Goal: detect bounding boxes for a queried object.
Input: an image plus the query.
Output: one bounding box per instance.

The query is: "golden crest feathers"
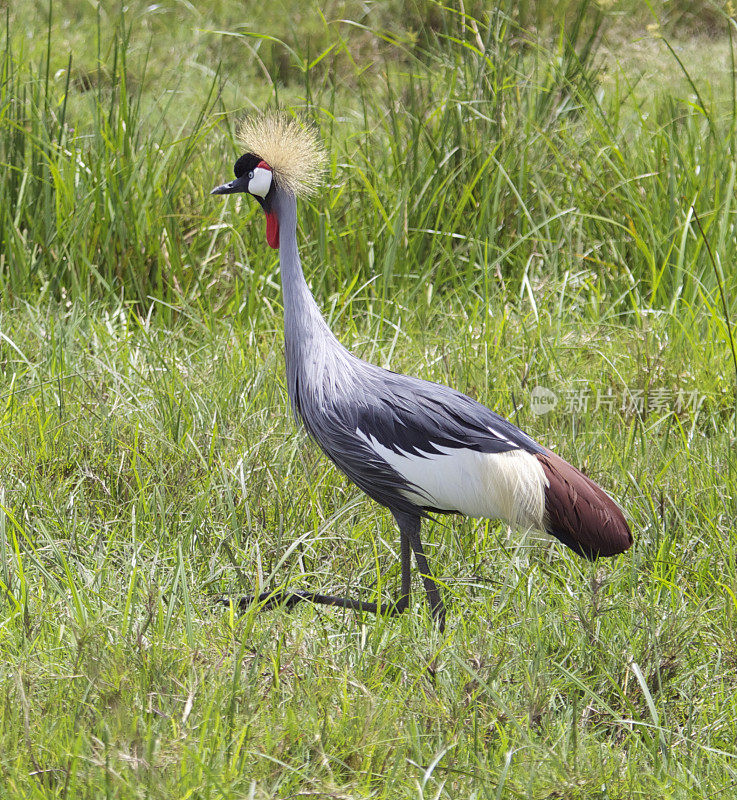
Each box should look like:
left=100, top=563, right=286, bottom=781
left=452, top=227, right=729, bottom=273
left=237, top=113, right=326, bottom=197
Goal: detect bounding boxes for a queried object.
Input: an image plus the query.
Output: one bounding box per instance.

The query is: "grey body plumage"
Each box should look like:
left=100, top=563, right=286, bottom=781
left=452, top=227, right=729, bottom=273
left=278, top=189, right=542, bottom=516
left=212, top=117, right=632, bottom=631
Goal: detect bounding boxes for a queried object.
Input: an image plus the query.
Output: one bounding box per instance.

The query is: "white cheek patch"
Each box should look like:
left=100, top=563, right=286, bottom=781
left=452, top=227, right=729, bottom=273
left=248, top=166, right=272, bottom=198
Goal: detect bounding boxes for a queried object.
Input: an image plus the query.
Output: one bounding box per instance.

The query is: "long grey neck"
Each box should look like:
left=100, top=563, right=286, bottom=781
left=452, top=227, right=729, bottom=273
left=275, top=189, right=332, bottom=344
left=274, top=189, right=347, bottom=401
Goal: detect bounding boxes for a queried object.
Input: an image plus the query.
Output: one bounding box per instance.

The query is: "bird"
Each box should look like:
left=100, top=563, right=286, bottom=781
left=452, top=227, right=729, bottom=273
left=211, top=113, right=632, bottom=632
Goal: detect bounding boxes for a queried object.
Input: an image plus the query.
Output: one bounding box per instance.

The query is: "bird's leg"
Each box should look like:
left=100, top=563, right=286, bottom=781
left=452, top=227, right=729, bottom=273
left=219, top=526, right=414, bottom=619
left=395, top=512, right=447, bottom=633
left=222, top=590, right=391, bottom=614
left=220, top=588, right=404, bottom=615
left=395, top=528, right=411, bottom=613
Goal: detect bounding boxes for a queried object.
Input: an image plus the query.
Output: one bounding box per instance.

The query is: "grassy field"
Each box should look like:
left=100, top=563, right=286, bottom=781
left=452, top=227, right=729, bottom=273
left=1, top=1, right=737, bottom=797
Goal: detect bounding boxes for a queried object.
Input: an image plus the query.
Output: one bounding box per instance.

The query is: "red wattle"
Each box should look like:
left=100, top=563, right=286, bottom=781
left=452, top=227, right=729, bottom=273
left=265, top=211, right=279, bottom=249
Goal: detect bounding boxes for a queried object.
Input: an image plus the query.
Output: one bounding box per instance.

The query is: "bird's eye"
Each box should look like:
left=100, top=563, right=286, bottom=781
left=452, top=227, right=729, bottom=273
left=248, top=171, right=254, bottom=179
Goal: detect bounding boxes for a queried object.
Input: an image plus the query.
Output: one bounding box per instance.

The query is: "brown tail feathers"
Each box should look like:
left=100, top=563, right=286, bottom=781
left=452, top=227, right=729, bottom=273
left=535, top=450, right=632, bottom=559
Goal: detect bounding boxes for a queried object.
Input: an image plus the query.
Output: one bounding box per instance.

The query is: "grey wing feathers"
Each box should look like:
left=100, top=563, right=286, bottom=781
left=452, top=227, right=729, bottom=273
left=372, top=369, right=544, bottom=457
left=293, top=360, right=545, bottom=513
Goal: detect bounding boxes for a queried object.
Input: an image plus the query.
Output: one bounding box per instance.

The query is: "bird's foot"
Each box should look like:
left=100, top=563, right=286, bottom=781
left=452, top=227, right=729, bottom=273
left=216, top=589, right=300, bottom=613
left=216, top=589, right=408, bottom=617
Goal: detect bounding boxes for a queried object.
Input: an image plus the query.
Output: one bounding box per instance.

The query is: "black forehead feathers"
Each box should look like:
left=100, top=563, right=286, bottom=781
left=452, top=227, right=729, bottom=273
left=234, top=153, right=262, bottom=179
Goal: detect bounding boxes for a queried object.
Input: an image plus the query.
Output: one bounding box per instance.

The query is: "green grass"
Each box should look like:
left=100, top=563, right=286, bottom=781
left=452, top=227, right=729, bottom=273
left=1, top=1, right=736, bottom=797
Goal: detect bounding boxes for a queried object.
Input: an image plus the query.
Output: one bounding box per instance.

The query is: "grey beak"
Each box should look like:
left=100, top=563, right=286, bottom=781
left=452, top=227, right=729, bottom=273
left=211, top=181, right=238, bottom=195
left=211, top=173, right=250, bottom=195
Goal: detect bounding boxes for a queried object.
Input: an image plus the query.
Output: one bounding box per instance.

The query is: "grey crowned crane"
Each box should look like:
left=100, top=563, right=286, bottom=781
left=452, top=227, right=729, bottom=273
left=212, top=114, right=632, bottom=632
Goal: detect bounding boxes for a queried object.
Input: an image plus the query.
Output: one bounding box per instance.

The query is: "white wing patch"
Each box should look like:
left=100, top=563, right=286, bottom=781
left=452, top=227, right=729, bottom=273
left=356, top=429, right=549, bottom=529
